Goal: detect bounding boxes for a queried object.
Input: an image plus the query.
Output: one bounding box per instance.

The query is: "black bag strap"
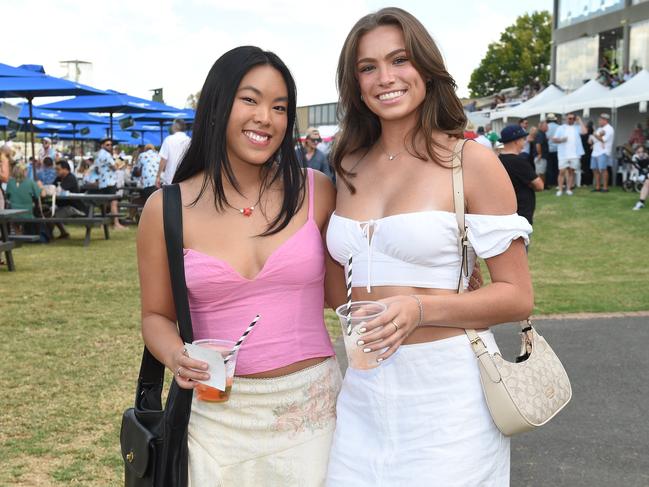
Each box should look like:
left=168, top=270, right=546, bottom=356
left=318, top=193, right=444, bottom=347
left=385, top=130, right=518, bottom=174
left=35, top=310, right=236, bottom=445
left=135, top=184, right=193, bottom=407
left=162, top=184, right=194, bottom=344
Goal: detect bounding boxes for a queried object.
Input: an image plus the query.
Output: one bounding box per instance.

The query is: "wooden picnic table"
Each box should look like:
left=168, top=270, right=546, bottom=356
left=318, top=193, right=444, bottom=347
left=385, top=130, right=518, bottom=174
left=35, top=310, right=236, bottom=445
left=0, top=209, right=28, bottom=271
left=11, top=193, right=121, bottom=247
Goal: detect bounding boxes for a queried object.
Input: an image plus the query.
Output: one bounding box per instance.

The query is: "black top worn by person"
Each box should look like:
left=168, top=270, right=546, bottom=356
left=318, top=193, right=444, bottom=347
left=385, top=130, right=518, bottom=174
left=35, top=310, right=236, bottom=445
left=54, top=173, right=86, bottom=212
left=535, top=130, right=549, bottom=160
left=499, top=153, right=537, bottom=225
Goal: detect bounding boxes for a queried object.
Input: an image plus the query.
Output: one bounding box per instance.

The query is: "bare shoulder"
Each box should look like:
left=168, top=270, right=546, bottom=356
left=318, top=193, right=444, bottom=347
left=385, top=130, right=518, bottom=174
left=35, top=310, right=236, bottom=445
left=312, top=169, right=336, bottom=204
left=337, top=147, right=370, bottom=197
left=310, top=169, right=336, bottom=227
left=339, top=147, right=370, bottom=173
left=139, top=188, right=163, bottom=229
left=461, top=140, right=516, bottom=215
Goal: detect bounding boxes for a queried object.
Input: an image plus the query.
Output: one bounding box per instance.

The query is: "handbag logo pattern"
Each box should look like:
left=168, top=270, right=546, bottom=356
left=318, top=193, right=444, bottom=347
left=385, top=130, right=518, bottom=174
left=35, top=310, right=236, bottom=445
left=492, top=331, right=572, bottom=426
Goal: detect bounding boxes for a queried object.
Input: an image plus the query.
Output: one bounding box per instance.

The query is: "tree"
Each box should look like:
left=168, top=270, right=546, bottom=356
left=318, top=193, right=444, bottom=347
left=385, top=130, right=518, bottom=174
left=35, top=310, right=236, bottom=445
left=186, top=90, right=201, bottom=109
left=468, top=11, right=551, bottom=98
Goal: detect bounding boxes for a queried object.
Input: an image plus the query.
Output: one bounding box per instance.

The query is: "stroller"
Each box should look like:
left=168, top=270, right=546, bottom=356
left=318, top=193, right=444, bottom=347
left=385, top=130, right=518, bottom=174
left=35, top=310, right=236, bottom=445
left=622, top=151, right=649, bottom=192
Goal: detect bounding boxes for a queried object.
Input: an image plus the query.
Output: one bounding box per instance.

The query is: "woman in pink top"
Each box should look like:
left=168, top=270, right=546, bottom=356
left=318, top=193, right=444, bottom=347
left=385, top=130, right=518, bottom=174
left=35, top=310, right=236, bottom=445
left=137, top=46, right=341, bottom=486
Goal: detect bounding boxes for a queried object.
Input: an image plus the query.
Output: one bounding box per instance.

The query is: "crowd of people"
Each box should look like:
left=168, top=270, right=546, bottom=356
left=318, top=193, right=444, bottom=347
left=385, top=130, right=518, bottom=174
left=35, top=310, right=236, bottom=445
left=0, top=117, right=194, bottom=240
left=467, top=114, right=649, bottom=214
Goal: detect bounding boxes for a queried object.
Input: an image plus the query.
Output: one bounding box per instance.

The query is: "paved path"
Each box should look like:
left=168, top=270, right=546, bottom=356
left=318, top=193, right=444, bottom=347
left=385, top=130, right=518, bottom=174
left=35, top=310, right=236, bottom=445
left=333, top=316, right=649, bottom=486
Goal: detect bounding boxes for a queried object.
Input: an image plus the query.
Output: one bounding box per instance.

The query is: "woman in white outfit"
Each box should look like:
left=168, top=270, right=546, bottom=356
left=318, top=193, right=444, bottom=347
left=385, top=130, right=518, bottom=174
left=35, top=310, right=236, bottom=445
left=325, top=8, right=534, bottom=486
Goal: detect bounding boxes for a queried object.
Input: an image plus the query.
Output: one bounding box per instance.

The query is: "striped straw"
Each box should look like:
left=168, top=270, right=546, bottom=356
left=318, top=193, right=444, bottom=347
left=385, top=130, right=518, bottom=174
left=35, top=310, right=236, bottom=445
left=224, top=314, right=261, bottom=364
left=345, top=254, right=353, bottom=335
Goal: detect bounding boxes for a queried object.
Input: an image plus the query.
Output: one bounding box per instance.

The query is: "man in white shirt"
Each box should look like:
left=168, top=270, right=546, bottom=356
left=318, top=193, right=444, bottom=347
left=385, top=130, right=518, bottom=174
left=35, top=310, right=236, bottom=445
left=590, top=113, right=615, bottom=193
left=156, top=119, right=190, bottom=187
left=474, top=126, right=493, bottom=149
left=38, top=137, right=57, bottom=163
left=551, top=113, right=586, bottom=196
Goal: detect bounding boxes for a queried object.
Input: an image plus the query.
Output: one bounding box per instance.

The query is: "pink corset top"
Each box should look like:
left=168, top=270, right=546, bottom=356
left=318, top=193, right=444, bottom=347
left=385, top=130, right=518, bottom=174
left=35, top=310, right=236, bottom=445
left=183, top=169, right=334, bottom=375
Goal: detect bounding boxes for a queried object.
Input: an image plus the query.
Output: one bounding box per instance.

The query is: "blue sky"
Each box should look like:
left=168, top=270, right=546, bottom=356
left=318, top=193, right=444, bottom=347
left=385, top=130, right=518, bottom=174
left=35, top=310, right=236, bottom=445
left=2, top=0, right=551, bottom=108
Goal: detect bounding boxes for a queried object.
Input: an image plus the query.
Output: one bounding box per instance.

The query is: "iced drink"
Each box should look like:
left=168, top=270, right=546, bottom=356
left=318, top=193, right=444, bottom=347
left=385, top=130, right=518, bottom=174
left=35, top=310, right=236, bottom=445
left=192, top=339, right=238, bottom=403
left=336, top=301, right=387, bottom=370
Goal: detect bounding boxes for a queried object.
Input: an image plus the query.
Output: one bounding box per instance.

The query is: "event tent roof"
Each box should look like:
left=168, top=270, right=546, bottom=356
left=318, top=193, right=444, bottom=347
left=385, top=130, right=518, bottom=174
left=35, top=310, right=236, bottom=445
left=534, top=79, right=611, bottom=114
left=607, top=69, right=649, bottom=108
left=490, top=85, right=565, bottom=120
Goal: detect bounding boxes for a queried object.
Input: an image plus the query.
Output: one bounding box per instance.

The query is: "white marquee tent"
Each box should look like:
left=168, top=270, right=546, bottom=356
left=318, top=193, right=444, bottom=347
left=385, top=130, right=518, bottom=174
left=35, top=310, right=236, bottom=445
left=606, top=69, right=649, bottom=108
left=534, top=79, right=611, bottom=114
left=490, top=84, right=565, bottom=120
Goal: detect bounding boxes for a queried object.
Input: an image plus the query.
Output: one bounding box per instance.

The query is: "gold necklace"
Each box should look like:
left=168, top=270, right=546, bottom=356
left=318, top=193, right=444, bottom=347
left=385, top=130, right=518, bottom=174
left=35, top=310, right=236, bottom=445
left=380, top=141, right=405, bottom=161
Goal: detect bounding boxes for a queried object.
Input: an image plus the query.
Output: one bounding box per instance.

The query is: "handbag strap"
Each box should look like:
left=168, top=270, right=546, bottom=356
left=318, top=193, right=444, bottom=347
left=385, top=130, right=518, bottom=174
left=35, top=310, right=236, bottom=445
left=450, top=138, right=469, bottom=295
left=135, top=184, right=194, bottom=404
left=451, top=141, right=532, bottom=359
left=449, top=139, right=492, bottom=356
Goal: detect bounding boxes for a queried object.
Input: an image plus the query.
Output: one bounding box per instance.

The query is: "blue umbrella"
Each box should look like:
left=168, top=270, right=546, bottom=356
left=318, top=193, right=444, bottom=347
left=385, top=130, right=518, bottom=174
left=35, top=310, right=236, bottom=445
left=0, top=75, right=106, bottom=162
left=40, top=90, right=182, bottom=139
left=14, top=104, right=107, bottom=154
left=38, top=127, right=131, bottom=144
left=121, top=109, right=195, bottom=122
left=18, top=64, right=46, bottom=74
left=19, top=104, right=106, bottom=124
left=119, top=110, right=194, bottom=140
left=0, top=62, right=45, bottom=77
left=34, top=121, right=74, bottom=133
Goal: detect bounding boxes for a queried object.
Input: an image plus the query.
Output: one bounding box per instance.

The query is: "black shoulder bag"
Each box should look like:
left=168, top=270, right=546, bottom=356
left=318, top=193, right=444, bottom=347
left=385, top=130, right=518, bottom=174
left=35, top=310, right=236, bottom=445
left=120, top=184, right=194, bottom=487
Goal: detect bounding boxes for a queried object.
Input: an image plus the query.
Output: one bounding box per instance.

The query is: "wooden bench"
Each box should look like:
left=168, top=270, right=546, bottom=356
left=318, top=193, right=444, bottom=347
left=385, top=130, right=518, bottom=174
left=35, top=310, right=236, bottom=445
left=8, top=235, right=41, bottom=244
left=10, top=217, right=112, bottom=247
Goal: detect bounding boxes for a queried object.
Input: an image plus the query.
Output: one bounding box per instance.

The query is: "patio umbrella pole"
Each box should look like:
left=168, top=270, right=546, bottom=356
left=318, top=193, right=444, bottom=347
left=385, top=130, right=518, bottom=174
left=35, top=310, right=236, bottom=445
left=28, top=96, right=36, bottom=178
left=72, top=122, right=77, bottom=157
left=109, top=112, right=113, bottom=140
left=159, top=121, right=163, bottom=143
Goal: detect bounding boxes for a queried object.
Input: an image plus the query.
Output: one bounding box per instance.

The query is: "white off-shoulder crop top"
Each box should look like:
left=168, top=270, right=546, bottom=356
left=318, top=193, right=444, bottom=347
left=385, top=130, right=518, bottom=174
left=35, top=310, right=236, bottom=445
left=326, top=210, right=532, bottom=291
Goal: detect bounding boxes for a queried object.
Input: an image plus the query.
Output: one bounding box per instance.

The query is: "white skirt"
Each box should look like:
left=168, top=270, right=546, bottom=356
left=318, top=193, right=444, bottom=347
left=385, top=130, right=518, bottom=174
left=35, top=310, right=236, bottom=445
left=327, top=331, right=510, bottom=487
left=188, top=357, right=342, bottom=487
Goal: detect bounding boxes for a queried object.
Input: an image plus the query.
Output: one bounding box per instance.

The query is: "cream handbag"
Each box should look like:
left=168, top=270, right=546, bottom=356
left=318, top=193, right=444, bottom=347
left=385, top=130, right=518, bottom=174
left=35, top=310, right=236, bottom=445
left=451, top=139, right=572, bottom=436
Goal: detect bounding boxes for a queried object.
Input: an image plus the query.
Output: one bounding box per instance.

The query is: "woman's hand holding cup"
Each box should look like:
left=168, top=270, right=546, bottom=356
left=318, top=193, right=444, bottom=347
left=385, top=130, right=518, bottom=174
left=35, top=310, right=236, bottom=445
left=356, top=296, right=421, bottom=362
left=170, top=344, right=210, bottom=389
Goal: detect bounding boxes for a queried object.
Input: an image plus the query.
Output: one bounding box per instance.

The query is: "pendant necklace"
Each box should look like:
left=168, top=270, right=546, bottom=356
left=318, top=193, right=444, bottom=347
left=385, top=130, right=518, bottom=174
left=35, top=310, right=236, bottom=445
left=225, top=194, right=262, bottom=217
left=380, top=141, right=404, bottom=161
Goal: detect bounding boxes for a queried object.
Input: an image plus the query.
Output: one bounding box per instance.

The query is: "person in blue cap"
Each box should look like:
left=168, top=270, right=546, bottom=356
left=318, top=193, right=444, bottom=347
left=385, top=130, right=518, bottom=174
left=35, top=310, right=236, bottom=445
left=498, top=125, right=544, bottom=231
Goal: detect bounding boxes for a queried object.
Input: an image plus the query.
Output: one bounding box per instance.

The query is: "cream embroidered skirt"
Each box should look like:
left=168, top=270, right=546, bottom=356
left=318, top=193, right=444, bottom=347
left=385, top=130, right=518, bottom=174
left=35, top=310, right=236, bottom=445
left=188, top=357, right=342, bottom=487
left=327, top=331, right=510, bottom=487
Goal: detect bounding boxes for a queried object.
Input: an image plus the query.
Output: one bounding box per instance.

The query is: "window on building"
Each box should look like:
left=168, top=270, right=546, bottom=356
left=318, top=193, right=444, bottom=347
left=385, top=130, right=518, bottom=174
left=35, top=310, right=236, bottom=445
left=596, top=27, right=624, bottom=85
left=558, top=0, right=624, bottom=28
left=328, top=104, right=336, bottom=124
left=630, top=19, right=649, bottom=73
left=307, top=103, right=338, bottom=127
left=556, top=35, right=599, bottom=90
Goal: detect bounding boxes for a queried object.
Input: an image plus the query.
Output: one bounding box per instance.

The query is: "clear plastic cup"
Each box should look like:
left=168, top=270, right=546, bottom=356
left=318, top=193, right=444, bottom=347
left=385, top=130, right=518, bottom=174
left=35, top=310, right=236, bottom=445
left=192, top=339, right=238, bottom=403
left=336, top=301, right=387, bottom=370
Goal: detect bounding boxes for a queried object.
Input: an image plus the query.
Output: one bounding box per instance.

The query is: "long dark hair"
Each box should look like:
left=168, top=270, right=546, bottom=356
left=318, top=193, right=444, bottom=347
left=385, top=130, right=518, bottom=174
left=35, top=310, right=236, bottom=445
left=173, top=46, right=304, bottom=236
left=334, top=7, right=467, bottom=193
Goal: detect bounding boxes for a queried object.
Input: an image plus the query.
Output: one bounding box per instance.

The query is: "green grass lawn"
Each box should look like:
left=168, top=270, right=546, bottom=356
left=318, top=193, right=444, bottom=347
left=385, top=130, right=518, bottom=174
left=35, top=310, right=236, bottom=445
left=1, top=187, right=647, bottom=484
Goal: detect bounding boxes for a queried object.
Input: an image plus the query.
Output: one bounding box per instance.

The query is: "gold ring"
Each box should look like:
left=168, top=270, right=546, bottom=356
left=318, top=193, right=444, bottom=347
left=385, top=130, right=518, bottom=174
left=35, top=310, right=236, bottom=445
left=391, top=320, right=399, bottom=332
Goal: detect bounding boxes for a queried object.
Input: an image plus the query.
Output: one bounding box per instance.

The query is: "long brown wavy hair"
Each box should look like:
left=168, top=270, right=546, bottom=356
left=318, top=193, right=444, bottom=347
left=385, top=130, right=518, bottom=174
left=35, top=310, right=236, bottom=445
left=334, top=7, right=467, bottom=193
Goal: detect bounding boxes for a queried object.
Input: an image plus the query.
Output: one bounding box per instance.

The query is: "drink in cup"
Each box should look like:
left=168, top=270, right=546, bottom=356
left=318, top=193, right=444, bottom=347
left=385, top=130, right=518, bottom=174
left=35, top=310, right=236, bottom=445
left=192, top=339, right=238, bottom=403
left=335, top=301, right=387, bottom=370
